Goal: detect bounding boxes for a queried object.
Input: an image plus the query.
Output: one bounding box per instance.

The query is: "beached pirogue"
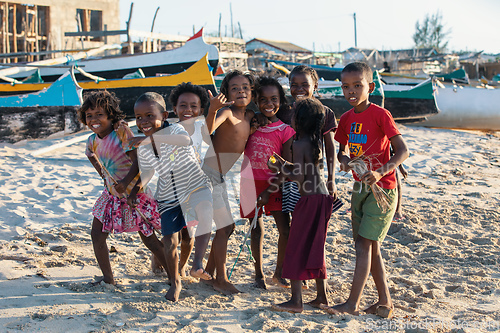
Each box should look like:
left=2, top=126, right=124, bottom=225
left=0, top=55, right=216, bottom=142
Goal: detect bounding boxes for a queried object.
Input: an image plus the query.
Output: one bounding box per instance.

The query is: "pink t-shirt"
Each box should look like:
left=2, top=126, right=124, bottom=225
left=335, top=103, right=400, bottom=189
left=242, top=120, right=295, bottom=180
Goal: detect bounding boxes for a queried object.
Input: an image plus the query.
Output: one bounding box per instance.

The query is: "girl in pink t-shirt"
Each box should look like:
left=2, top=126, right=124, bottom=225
left=239, top=76, right=295, bottom=289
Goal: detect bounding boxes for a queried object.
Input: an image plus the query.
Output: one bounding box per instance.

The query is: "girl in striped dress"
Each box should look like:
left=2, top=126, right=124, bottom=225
left=133, top=92, right=213, bottom=302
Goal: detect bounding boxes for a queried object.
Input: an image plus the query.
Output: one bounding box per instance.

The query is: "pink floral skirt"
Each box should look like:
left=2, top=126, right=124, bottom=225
left=92, top=189, right=161, bottom=237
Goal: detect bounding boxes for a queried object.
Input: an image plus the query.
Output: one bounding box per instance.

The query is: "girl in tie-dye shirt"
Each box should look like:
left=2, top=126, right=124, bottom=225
left=78, top=90, right=167, bottom=286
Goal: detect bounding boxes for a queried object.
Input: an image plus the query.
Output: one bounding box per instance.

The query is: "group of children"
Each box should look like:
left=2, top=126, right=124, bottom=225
left=78, top=62, right=409, bottom=318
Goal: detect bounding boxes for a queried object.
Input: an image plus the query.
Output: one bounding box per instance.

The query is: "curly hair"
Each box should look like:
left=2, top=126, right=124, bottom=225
left=254, top=76, right=289, bottom=114
left=293, top=98, right=325, bottom=165
left=78, top=90, right=124, bottom=125
left=342, top=62, right=373, bottom=83
left=135, top=92, right=166, bottom=113
left=169, top=82, right=210, bottom=109
left=220, top=69, right=255, bottom=98
left=289, top=65, right=319, bottom=86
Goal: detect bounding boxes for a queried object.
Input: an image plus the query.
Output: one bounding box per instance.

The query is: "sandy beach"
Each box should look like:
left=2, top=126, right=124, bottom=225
left=0, top=124, right=499, bottom=332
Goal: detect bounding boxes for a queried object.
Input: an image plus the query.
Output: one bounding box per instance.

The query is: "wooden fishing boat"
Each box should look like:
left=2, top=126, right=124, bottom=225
left=0, top=54, right=216, bottom=118
left=411, top=83, right=500, bottom=130
left=0, top=71, right=83, bottom=143
left=1, top=29, right=219, bottom=82
left=312, top=72, right=439, bottom=121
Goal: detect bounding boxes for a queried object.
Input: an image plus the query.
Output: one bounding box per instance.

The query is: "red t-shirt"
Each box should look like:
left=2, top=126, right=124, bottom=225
left=335, top=103, right=400, bottom=189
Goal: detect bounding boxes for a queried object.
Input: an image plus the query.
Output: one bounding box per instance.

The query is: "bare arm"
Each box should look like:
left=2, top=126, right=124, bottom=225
left=206, top=90, right=233, bottom=134
left=361, top=134, right=410, bottom=185
left=323, top=131, right=337, bottom=197
left=115, top=149, right=140, bottom=194
left=337, top=143, right=352, bottom=172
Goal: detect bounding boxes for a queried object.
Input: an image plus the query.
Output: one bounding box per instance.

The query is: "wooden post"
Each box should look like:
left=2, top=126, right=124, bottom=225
left=5, top=2, right=9, bottom=62
left=1, top=3, right=6, bottom=58
left=126, top=3, right=134, bottom=54
left=34, top=5, right=39, bottom=61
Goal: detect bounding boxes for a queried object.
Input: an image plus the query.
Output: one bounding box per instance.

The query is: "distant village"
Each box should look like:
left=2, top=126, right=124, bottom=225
left=0, top=0, right=499, bottom=81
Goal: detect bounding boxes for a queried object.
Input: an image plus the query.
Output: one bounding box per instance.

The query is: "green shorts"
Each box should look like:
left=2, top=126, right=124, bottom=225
left=351, top=181, right=397, bottom=242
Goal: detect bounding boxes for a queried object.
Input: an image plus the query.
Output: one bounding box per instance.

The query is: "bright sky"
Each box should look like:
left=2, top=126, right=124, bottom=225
left=119, top=0, right=499, bottom=54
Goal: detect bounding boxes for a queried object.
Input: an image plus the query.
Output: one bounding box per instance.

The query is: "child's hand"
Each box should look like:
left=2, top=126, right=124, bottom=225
left=128, top=136, right=150, bottom=149
left=360, top=170, right=383, bottom=186
left=114, top=180, right=127, bottom=194
left=208, top=90, right=233, bottom=113
left=127, top=193, right=138, bottom=208
left=267, top=152, right=285, bottom=170
left=338, top=155, right=352, bottom=172
left=114, top=119, right=128, bottom=130
left=257, top=190, right=270, bottom=208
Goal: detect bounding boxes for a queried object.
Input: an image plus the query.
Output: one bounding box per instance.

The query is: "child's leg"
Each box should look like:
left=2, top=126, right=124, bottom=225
left=323, top=236, right=372, bottom=315
left=150, top=237, right=166, bottom=274
left=206, top=206, right=240, bottom=294
left=139, top=231, right=168, bottom=274
left=270, top=210, right=290, bottom=286
left=162, top=232, right=182, bottom=301
left=179, top=228, right=194, bottom=277
left=272, top=279, right=303, bottom=313
left=91, top=217, right=114, bottom=285
left=364, top=241, right=393, bottom=316
left=307, top=279, right=328, bottom=308
left=250, top=215, right=266, bottom=289
left=190, top=200, right=212, bottom=280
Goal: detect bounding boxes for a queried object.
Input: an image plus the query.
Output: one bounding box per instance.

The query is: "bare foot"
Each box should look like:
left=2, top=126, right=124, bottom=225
left=151, top=254, right=164, bottom=274
left=190, top=268, right=212, bottom=281
left=306, top=298, right=328, bottom=309
left=165, top=279, right=181, bottom=302
left=272, top=276, right=290, bottom=288
left=90, top=276, right=115, bottom=286
left=320, top=303, right=359, bottom=316
left=253, top=277, right=267, bottom=290
left=272, top=301, right=303, bottom=313
left=212, top=279, right=241, bottom=295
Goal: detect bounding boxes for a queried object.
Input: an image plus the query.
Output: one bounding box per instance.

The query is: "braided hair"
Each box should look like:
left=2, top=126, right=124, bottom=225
left=293, top=98, right=325, bottom=165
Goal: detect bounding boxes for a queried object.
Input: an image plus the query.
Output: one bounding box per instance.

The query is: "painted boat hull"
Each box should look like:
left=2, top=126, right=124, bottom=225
left=412, top=85, right=500, bottom=130
left=0, top=55, right=216, bottom=119
left=3, top=32, right=219, bottom=82
left=0, top=71, right=83, bottom=142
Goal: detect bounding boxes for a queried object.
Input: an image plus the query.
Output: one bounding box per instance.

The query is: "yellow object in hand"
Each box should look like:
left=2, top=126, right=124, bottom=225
left=269, top=155, right=276, bottom=164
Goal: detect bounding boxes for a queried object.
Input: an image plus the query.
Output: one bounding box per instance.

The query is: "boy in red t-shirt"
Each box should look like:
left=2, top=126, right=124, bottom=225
left=322, top=62, right=409, bottom=318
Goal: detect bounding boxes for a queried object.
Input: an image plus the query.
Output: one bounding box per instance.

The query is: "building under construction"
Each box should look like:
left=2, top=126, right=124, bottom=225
left=0, top=0, right=120, bottom=63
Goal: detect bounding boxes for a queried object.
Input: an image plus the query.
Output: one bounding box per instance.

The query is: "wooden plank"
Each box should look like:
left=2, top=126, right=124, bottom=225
left=65, top=29, right=127, bottom=37
left=12, top=4, right=16, bottom=56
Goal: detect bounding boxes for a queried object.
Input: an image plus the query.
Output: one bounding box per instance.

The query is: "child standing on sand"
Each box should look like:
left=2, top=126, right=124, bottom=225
left=150, top=83, right=213, bottom=279
left=322, top=62, right=409, bottom=318
left=268, top=98, right=334, bottom=313
left=239, top=76, right=295, bottom=289
left=202, top=70, right=257, bottom=294
left=133, top=92, right=213, bottom=301
left=78, top=90, right=167, bottom=286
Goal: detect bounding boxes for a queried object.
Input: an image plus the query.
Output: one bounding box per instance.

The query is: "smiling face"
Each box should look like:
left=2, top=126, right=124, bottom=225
left=85, top=107, right=113, bottom=138
left=290, top=73, right=317, bottom=101
left=173, top=92, right=202, bottom=122
left=257, top=85, right=280, bottom=122
left=341, top=70, right=375, bottom=113
left=227, top=75, right=252, bottom=107
left=134, top=101, right=166, bottom=136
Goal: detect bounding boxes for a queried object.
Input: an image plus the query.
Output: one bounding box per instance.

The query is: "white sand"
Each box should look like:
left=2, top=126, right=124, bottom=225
left=0, top=125, right=499, bottom=332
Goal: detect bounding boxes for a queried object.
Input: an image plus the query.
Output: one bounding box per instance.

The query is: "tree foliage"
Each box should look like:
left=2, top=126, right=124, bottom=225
left=413, top=11, right=451, bottom=52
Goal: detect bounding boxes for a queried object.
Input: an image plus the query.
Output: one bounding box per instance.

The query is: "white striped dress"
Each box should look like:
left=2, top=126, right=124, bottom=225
left=137, top=123, right=210, bottom=214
